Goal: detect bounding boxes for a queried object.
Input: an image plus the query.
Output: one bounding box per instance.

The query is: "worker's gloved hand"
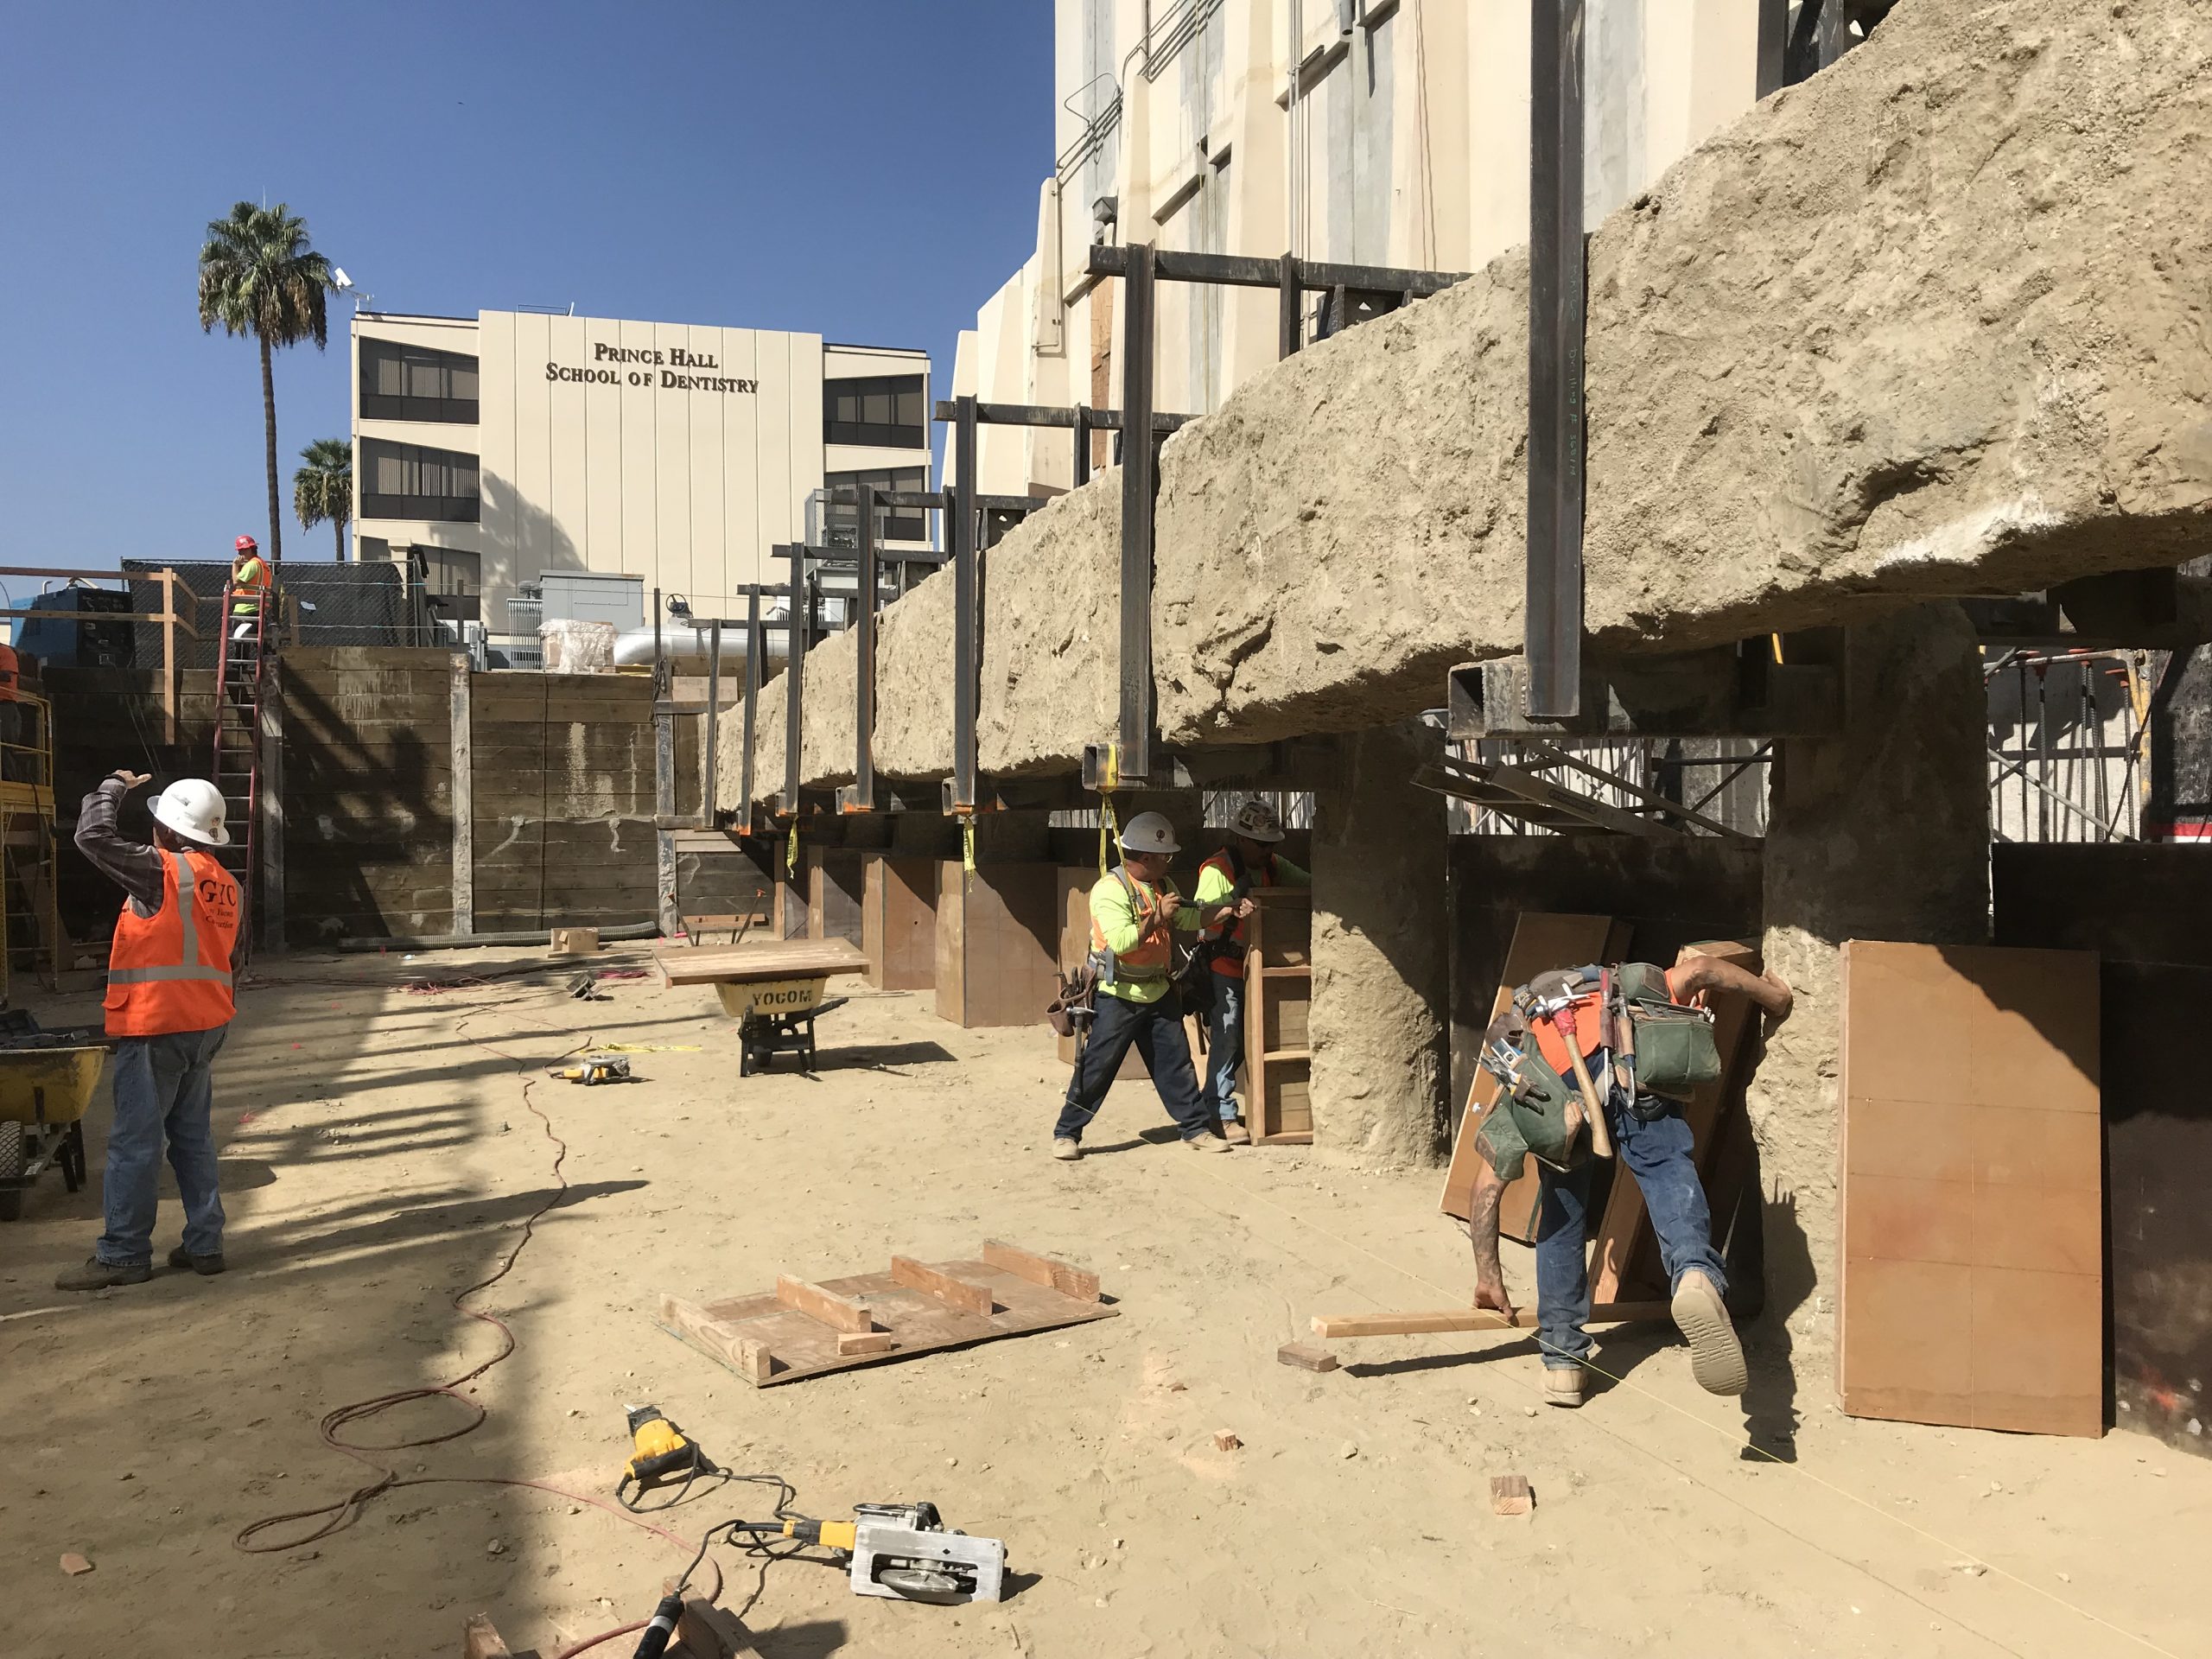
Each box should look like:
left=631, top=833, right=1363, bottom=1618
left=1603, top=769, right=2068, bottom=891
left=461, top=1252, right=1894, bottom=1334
left=110, top=769, right=150, bottom=790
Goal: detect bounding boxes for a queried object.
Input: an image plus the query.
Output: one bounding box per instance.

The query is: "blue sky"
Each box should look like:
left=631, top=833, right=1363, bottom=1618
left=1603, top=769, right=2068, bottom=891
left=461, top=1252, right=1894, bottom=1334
left=0, top=1, right=1054, bottom=572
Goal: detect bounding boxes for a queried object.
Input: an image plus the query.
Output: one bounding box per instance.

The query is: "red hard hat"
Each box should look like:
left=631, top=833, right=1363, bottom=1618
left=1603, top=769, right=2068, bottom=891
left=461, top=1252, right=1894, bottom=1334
left=235, top=535, right=258, bottom=553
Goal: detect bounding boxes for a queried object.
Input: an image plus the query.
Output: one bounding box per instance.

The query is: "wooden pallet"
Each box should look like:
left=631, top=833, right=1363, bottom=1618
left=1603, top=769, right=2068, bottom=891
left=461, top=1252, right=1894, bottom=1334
left=658, top=1241, right=1116, bottom=1387
left=1243, top=889, right=1313, bottom=1144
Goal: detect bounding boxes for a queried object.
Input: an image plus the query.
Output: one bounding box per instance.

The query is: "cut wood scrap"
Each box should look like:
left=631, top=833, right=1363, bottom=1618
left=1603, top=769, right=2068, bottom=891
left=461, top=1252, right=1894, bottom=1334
left=658, top=1242, right=1116, bottom=1388
left=891, top=1255, right=995, bottom=1315
left=655, top=938, right=867, bottom=987
left=659, top=1294, right=775, bottom=1382
left=673, top=1592, right=762, bottom=1657
left=1276, top=1341, right=1340, bottom=1373
left=1213, top=1428, right=1243, bottom=1451
left=1490, top=1474, right=1534, bottom=1516
left=776, top=1274, right=872, bottom=1333
left=1310, top=1300, right=1669, bottom=1339
left=982, top=1239, right=1100, bottom=1301
left=461, top=1613, right=512, bottom=1659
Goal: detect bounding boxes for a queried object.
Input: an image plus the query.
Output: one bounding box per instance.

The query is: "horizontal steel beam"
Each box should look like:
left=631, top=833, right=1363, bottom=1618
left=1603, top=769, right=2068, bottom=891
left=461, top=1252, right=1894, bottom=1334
left=931, top=399, right=1193, bottom=435
left=1447, top=641, right=1846, bottom=740
left=1081, top=739, right=1341, bottom=794
left=1087, top=244, right=1465, bottom=300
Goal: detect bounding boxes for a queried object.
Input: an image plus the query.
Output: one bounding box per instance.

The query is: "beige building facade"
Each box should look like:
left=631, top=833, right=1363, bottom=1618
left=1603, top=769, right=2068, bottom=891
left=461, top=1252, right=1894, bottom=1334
left=951, top=0, right=1777, bottom=496
left=351, top=309, right=929, bottom=644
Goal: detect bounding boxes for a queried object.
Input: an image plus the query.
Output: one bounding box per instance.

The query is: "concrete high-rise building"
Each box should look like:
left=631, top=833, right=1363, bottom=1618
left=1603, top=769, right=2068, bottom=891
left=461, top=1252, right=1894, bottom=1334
left=350, top=308, right=929, bottom=650
left=951, top=0, right=1781, bottom=496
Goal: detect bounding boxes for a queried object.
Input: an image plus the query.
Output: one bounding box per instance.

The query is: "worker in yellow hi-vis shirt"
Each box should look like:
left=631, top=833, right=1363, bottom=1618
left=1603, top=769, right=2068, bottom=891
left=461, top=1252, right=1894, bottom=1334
left=1052, top=811, right=1253, bottom=1162
left=1190, top=798, right=1308, bottom=1142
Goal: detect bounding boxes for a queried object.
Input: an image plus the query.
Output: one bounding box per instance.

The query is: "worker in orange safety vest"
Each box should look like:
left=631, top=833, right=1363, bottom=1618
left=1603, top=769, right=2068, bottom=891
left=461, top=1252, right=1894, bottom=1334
left=229, top=533, right=272, bottom=653
left=55, top=769, right=241, bottom=1291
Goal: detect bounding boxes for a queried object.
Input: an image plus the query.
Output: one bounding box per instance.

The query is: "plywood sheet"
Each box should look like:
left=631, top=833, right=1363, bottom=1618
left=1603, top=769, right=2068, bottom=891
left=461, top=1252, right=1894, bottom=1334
left=936, top=861, right=1059, bottom=1029
left=863, top=855, right=938, bottom=991
left=659, top=1248, right=1117, bottom=1387
left=1838, top=940, right=2101, bottom=1438
left=1440, top=913, right=1633, bottom=1228
left=655, top=938, right=867, bottom=986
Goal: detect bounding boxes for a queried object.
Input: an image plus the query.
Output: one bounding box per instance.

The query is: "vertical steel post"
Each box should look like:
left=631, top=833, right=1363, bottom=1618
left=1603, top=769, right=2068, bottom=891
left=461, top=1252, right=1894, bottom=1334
left=1117, top=243, right=1157, bottom=780
left=1279, top=251, right=1302, bottom=359
left=741, top=586, right=760, bottom=816
left=1525, top=0, right=1586, bottom=720
left=1755, top=0, right=1789, bottom=97
left=1073, top=404, right=1092, bottom=488
left=951, top=395, right=980, bottom=810
left=702, top=618, right=721, bottom=824
left=782, top=543, right=806, bottom=814
left=855, top=482, right=878, bottom=811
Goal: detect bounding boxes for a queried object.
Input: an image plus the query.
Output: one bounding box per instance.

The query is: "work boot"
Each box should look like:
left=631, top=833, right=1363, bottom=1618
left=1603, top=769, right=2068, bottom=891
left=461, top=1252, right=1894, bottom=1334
left=1051, top=1139, right=1083, bottom=1161
left=1222, top=1120, right=1252, bottom=1145
left=1542, top=1366, right=1586, bottom=1409
left=1671, top=1270, right=1749, bottom=1395
left=54, top=1257, right=152, bottom=1293
left=1183, top=1134, right=1232, bottom=1154
left=168, top=1245, right=226, bottom=1277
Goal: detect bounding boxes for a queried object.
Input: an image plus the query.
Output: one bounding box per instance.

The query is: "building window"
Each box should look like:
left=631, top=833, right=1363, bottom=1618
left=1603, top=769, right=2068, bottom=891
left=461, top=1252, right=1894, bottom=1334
left=362, top=437, right=481, bottom=523
left=360, top=338, right=480, bottom=423
left=826, top=466, right=930, bottom=543
left=823, top=374, right=927, bottom=449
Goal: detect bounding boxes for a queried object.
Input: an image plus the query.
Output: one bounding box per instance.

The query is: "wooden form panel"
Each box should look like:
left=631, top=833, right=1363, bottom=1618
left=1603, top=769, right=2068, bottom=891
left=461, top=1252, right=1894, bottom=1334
left=862, top=854, right=938, bottom=990
left=806, top=846, right=864, bottom=947
left=1243, top=890, right=1313, bottom=1142
left=1439, top=914, right=1631, bottom=1229
left=935, top=861, right=1060, bottom=1029
left=1838, top=941, right=2102, bottom=1438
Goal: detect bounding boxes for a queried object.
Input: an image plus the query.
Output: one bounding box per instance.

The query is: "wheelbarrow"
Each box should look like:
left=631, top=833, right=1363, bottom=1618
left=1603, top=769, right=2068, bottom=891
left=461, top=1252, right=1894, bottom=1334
left=655, top=938, right=868, bottom=1077
left=0, top=1027, right=105, bottom=1222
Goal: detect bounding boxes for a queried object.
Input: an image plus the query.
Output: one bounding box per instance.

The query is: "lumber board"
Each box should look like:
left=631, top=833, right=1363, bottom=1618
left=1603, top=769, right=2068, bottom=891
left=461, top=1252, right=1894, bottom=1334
left=775, top=1274, right=872, bottom=1333
left=982, top=1238, right=1100, bottom=1301
left=891, top=1255, right=995, bottom=1314
left=836, top=1330, right=899, bottom=1357
left=1309, top=1300, right=1669, bottom=1338
left=659, top=1246, right=1116, bottom=1388
left=655, top=938, right=867, bottom=986
left=1440, top=912, right=1632, bottom=1229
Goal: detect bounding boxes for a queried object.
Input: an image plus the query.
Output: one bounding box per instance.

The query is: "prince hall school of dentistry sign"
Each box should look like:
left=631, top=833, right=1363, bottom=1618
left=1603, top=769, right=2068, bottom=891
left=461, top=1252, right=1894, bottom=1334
left=545, top=341, right=759, bottom=395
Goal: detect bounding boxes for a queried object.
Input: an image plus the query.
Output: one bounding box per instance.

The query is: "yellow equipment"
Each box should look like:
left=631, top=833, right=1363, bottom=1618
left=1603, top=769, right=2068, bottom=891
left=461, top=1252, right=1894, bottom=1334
left=616, top=1405, right=718, bottom=1510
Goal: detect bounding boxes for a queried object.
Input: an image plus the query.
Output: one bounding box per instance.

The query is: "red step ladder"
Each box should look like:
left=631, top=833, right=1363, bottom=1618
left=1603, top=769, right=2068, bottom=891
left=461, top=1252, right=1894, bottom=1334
left=209, top=587, right=267, bottom=961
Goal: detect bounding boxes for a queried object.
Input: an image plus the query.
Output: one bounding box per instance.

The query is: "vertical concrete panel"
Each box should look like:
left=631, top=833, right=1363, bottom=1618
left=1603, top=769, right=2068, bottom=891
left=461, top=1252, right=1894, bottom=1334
left=510, top=311, right=554, bottom=591
left=1464, top=3, right=1530, bottom=265
left=721, top=327, right=760, bottom=589
left=619, top=319, right=658, bottom=575
left=791, top=335, right=824, bottom=552
left=1584, top=0, right=1649, bottom=223
left=476, top=311, right=518, bottom=601
left=754, top=333, right=794, bottom=583
left=1352, top=7, right=1395, bottom=265
left=688, top=324, right=726, bottom=611
left=583, top=316, right=624, bottom=564
left=1683, top=0, right=1759, bottom=153
left=652, top=321, right=691, bottom=604
left=546, top=315, right=588, bottom=578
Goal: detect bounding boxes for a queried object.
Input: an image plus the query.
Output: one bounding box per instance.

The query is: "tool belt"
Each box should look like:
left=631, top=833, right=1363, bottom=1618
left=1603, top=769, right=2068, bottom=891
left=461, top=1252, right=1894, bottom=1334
left=1046, top=957, right=1101, bottom=1038
left=1612, top=961, right=1723, bottom=1101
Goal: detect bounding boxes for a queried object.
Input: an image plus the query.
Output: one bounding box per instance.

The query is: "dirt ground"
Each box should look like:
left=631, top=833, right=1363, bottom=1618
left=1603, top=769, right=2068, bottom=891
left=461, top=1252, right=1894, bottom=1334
left=3, top=944, right=2206, bottom=1658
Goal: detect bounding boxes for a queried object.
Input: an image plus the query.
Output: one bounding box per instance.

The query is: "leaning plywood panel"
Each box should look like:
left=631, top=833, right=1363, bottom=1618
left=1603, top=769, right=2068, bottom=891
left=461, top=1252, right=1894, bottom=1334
left=1838, top=941, right=2101, bottom=1438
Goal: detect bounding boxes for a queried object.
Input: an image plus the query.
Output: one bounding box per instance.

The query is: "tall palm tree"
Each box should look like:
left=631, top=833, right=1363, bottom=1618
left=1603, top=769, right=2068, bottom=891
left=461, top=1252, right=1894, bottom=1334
left=293, top=437, right=353, bottom=562
left=197, top=203, right=334, bottom=563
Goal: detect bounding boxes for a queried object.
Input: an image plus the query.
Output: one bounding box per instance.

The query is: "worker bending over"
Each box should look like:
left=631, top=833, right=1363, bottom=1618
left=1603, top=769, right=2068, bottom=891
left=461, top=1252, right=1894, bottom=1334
left=1466, top=953, right=1792, bottom=1408
left=56, top=770, right=242, bottom=1291
left=1053, top=811, right=1253, bottom=1161
left=1191, top=797, right=1307, bottom=1143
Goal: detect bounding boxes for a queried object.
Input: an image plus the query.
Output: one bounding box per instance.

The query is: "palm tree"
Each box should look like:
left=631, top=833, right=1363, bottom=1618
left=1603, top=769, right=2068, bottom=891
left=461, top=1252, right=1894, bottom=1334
left=198, top=203, right=335, bottom=563
left=294, top=438, right=353, bottom=562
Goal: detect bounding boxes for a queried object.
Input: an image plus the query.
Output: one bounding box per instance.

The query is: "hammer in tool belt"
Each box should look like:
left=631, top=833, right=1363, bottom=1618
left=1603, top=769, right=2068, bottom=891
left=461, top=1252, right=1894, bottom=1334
left=1526, top=969, right=1612, bottom=1160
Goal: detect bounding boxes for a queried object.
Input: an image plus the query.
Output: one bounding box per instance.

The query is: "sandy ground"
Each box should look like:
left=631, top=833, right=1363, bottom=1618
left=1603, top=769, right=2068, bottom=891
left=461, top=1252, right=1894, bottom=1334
left=3, top=944, right=2207, bottom=1659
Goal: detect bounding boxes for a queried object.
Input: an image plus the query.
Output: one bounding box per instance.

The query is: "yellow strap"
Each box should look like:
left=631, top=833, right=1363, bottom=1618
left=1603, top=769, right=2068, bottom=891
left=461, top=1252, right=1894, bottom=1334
left=962, top=815, right=976, bottom=874
left=785, top=819, right=798, bottom=877
left=1097, top=793, right=1120, bottom=877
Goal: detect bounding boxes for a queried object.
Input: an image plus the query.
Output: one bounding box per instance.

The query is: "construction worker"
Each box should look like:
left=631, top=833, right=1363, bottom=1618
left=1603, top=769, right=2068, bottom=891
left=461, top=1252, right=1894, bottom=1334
left=1191, top=798, right=1308, bottom=1142
left=228, top=534, right=271, bottom=648
left=1052, top=810, right=1254, bottom=1161
left=55, top=770, right=241, bottom=1291
left=1464, top=953, right=1793, bottom=1408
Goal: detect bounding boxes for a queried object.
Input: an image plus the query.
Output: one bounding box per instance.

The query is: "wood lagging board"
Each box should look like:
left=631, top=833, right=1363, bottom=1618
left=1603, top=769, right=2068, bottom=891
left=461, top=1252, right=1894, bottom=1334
left=936, top=861, right=1060, bottom=1028
left=1243, top=890, right=1313, bottom=1142
left=863, top=854, right=938, bottom=990
left=1838, top=940, right=2102, bottom=1437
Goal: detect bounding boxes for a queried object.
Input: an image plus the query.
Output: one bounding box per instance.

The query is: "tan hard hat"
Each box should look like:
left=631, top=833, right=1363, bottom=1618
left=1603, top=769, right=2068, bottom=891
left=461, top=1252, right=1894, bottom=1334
left=1117, top=810, right=1179, bottom=856
left=1229, top=797, right=1286, bottom=842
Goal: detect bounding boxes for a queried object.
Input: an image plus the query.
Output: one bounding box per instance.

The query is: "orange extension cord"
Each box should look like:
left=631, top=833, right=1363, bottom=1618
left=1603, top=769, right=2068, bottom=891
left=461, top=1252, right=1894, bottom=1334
left=233, top=1004, right=722, bottom=1656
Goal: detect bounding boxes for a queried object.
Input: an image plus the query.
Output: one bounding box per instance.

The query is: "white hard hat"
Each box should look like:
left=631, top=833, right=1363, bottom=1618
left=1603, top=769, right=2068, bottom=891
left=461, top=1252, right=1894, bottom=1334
left=152, top=779, right=231, bottom=848
left=1117, top=810, right=1179, bottom=856
left=1229, top=797, right=1286, bottom=842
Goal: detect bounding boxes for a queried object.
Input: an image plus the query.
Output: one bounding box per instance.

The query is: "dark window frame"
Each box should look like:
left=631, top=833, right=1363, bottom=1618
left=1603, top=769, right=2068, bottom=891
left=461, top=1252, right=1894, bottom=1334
left=360, top=337, right=481, bottom=424
left=823, top=373, right=927, bottom=449
left=361, top=436, right=481, bottom=524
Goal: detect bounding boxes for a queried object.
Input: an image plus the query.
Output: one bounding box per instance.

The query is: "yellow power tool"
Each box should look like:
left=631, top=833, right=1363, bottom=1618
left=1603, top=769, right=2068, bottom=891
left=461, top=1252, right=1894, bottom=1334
left=616, top=1404, right=719, bottom=1510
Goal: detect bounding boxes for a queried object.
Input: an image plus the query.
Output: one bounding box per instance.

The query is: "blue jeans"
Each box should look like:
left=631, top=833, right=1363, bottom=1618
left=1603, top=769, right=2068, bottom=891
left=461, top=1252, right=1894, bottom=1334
left=1055, top=991, right=1213, bottom=1142
left=98, top=1027, right=228, bottom=1268
left=1533, top=1081, right=1725, bottom=1370
left=1201, top=975, right=1243, bottom=1121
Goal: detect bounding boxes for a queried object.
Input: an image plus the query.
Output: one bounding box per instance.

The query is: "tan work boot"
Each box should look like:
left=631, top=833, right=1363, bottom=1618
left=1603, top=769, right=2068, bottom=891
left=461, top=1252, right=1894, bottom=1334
left=1542, top=1366, right=1586, bottom=1408
left=1222, top=1120, right=1251, bottom=1145
left=1051, top=1138, right=1082, bottom=1161
left=1183, top=1134, right=1232, bottom=1154
left=1671, top=1271, right=1749, bottom=1395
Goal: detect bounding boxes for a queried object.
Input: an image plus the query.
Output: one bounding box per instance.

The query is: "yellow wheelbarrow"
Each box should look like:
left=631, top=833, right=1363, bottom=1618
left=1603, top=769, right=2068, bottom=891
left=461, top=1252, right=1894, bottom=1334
left=0, top=1028, right=106, bottom=1222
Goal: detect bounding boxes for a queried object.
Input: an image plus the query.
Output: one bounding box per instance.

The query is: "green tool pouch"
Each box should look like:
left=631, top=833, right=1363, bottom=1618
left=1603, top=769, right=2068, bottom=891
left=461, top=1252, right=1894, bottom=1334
left=1617, top=962, right=1722, bottom=1101
left=1478, top=1023, right=1586, bottom=1173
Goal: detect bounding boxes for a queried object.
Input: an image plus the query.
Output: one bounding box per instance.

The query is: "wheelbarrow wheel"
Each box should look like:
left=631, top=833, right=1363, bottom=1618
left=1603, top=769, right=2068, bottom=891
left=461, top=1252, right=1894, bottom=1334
left=0, top=1121, right=23, bottom=1221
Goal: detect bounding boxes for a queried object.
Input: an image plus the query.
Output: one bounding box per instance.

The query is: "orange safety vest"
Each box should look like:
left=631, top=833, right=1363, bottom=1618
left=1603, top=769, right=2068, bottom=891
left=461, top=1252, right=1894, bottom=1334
left=230, top=556, right=272, bottom=617
left=1091, top=868, right=1177, bottom=980
left=104, top=849, right=239, bottom=1038
left=1197, top=848, right=1277, bottom=976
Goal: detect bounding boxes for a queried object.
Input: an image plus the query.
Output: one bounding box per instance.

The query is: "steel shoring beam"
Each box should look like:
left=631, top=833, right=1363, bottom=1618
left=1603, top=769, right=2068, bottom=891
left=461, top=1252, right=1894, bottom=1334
left=1987, top=747, right=2128, bottom=842
left=741, top=588, right=761, bottom=813
left=1517, top=741, right=1750, bottom=839
left=780, top=543, right=806, bottom=816
left=854, top=484, right=878, bottom=813
left=702, top=618, right=721, bottom=825
left=951, top=395, right=980, bottom=810
left=1526, top=0, right=1587, bottom=720
left=1086, top=244, right=1466, bottom=300
left=1117, top=244, right=1158, bottom=784
left=1279, top=250, right=1302, bottom=358
left=1686, top=742, right=1773, bottom=817
left=931, top=399, right=1192, bottom=435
